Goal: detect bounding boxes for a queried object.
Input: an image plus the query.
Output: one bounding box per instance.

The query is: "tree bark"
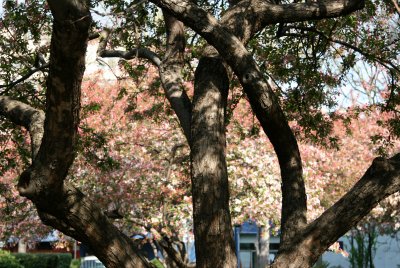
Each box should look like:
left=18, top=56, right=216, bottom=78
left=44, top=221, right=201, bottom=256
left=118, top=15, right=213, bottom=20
left=160, top=10, right=192, bottom=142
left=271, top=154, right=400, bottom=268
left=149, top=0, right=308, bottom=247
left=0, top=1, right=150, bottom=267
left=146, top=2, right=400, bottom=268
left=191, top=55, right=237, bottom=268
left=4, top=1, right=394, bottom=268
left=0, top=96, right=45, bottom=158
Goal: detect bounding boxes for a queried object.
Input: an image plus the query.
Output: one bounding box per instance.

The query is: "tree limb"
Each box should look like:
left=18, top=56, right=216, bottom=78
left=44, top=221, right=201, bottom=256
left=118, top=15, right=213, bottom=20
left=160, top=10, right=192, bottom=142
left=271, top=154, right=400, bottom=267
left=150, top=0, right=307, bottom=246
left=0, top=96, right=45, bottom=158
left=97, top=29, right=162, bottom=67
left=96, top=25, right=193, bottom=142
left=3, top=1, right=150, bottom=267
left=284, top=26, right=400, bottom=74
left=220, top=0, right=365, bottom=41
left=159, top=236, right=195, bottom=268
left=0, top=64, right=49, bottom=95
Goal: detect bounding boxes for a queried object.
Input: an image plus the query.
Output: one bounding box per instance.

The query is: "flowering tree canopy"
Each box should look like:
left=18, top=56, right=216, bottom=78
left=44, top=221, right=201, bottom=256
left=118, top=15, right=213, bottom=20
left=0, top=0, right=399, bottom=267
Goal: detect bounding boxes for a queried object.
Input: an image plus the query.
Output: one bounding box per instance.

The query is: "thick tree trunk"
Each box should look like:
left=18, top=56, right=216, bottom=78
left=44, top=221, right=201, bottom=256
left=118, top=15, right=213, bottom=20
left=36, top=186, right=149, bottom=268
left=151, top=0, right=308, bottom=247
left=5, top=1, right=394, bottom=268
left=191, top=56, right=237, bottom=268
left=145, top=2, right=400, bottom=268
left=1, top=1, right=150, bottom=267
left=150, top=0, right=366, bottom=249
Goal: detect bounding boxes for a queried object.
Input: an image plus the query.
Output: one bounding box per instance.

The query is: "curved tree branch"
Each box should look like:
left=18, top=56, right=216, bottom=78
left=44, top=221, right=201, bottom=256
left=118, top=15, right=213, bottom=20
left=0, top=96, right=45, bottom=159
left=160, top=10, right=192, bottom=142
left=1, top=1, right=150, bottom=267
left=175, top=0, right=363, bottom=249
left=220, top=0, right=364, bottom=41
left=148, top=3, right=399, bottom=267
left=272, top=154, right=400, bottom=267
left=97, top=29, right=162, bottom=67
left=150, top=0, right=307, bottom=246
left=0, top=64, right=49, bottom=95
left=96, top=25, right=193, bottom=142
left=284, top=26, right=400, bottom=74
left=100, top=48, right=162, bottom=66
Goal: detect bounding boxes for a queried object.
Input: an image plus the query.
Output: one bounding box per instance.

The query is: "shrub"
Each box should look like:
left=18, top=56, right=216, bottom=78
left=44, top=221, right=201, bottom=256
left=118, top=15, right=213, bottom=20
left=57, top=253, right=72, bottom=268
left=13, top=253, right=72, bottom=268
left=70, top=258, right=80, bottom=268
left=0, top=250, right=23, bottom=268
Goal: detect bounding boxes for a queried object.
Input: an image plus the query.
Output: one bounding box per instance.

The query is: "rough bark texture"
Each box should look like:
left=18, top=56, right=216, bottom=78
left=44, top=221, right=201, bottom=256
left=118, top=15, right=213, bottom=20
left=271, top=154, right=400, bottom=268
left=18, top=0, right=91, bottom=199
left=4, top=0, right=398, bottom=268
left=146, top=2, right=400, bottom=268
left=35, top=186, right=148, bottom=268
left=150, top=0, right=309, bottom=246
left=0, top=1, right=149, bottom=267
left=221, top=0, right=365, bottom=42
left=191, top=56, right=237, bottom=268
left=0, top=96, right=45, bottom=158
left=160, top=10, right=192, bottom=142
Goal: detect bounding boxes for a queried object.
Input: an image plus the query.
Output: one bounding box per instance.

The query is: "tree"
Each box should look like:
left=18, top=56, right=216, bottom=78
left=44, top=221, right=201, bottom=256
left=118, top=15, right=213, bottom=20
left=0, top=0, right=399, bottom=268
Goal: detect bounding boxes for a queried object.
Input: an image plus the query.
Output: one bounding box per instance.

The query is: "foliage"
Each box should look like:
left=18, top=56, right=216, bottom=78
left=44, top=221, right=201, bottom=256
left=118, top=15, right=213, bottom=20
left=252, top=0, right=400, bottom=146
left=150, top=258, right=165, bottom=268
left=0, top=0, right=400, bottom=266
left=347, top=225, right=378, bottom=268
left=57, top=254, right=73, bottom=268
left=69, top=259, right=80, bottom=268
left=12, top=253, right=71, bottom=268
left=0, top=250, right=23, bottom=268
left=1, top=66, right=400, bottom=244
left=227, top=99, right=400, bottom=228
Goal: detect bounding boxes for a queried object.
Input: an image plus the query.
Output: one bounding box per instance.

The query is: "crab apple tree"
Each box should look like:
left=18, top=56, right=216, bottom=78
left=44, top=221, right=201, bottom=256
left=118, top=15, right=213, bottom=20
left=1, top=0, right=400, bottom=267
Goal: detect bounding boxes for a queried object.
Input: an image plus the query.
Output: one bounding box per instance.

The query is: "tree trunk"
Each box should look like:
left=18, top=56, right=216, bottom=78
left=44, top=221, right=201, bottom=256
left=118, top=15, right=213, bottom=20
left=8, top=1, right=150, bottom=267
left=191, top=55, right=237, bottom=268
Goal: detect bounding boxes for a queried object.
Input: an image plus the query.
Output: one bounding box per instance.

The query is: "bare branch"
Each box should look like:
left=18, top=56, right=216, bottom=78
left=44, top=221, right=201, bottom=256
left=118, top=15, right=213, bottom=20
left=97, top=28, right=162, bottom=67
left=0, top=64, right=49, bottom=94
left=285, top=26, right=400, bottom=74
left=0, top=32, right=98, bottom=95
left=100, top=48, right=162, bottom=66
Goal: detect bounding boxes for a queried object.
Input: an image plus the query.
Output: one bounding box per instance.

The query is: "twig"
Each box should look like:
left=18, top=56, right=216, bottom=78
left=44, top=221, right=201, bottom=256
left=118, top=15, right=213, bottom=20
left=390, top=0, right=400, bottom=15
left=0, top=64, right=49, bottom=95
